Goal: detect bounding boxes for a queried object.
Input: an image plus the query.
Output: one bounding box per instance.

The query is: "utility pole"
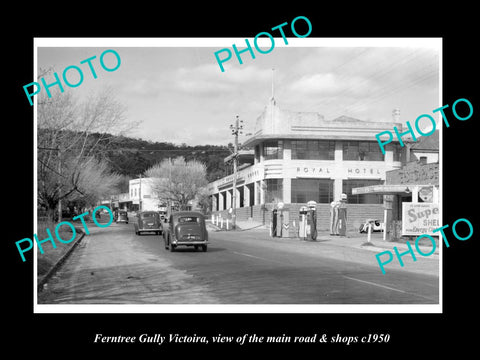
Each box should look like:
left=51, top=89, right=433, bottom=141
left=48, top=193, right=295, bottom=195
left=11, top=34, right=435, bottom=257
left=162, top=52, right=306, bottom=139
left=229, top=115, right=243, bottom=229
left=57, top=148, right=62, bottom=222
left=139, top=173, right=142, bottom=212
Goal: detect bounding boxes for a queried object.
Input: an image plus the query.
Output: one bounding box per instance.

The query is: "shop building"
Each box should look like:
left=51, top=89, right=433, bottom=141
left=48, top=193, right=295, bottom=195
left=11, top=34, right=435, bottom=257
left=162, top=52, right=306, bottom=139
left=208, top=97, right=406, bottom=231
left=129, top=177, right=164, bottom=212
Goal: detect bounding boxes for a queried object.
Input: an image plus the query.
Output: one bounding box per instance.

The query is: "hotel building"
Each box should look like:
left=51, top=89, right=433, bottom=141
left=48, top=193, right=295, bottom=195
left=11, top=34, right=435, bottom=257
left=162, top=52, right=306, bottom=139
left=207, top=96, right=405, bottom=231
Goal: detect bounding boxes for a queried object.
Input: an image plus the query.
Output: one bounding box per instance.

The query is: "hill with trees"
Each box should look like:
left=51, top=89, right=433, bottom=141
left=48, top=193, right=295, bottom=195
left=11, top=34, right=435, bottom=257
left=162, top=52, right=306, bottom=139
left=97, top=134, right=232, bottom=184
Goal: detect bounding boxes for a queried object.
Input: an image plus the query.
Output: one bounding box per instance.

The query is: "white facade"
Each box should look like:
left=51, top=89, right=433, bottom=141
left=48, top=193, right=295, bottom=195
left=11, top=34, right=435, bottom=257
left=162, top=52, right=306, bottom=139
left=129, top=177, right=163, bottom=211
left=208, top=98, right=404, bottom=211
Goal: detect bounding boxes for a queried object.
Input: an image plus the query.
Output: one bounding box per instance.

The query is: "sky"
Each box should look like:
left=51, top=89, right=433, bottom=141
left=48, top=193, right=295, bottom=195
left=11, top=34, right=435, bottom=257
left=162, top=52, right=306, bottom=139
left=36, top=38, right=441, bottom=146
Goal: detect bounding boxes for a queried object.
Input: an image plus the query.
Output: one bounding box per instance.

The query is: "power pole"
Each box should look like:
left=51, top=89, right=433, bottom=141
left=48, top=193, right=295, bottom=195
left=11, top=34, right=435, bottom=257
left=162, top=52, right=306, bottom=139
left=139, top=173, right=142, bottom=212
left=57, top=148, right=62, bottom=222
left=230, top=115, right=243, bottom=229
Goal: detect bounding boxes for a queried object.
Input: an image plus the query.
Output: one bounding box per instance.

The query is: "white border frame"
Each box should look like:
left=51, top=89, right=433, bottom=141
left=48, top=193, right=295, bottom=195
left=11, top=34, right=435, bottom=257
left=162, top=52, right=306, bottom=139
left=33, top=37, right=443, bottom=314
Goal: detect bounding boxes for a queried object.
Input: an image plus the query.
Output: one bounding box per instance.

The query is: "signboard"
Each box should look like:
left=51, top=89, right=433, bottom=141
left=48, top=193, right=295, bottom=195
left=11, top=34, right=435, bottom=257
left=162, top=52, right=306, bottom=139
left=386, top=162, right=439, bottom=185
left=402, top=202, right=439, bottom=236
left=418, top=186, right=433, bottom=202
left=215, top=166, right=264, bottom=188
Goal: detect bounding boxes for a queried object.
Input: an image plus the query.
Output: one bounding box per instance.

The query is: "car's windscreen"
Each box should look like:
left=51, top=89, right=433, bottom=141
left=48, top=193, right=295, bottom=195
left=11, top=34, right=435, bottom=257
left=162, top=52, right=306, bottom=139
left=178, top=217, right=200, bottom=223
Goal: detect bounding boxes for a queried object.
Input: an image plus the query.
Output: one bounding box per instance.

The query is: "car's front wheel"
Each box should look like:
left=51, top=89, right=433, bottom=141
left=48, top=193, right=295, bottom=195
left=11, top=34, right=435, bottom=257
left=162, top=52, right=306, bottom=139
left=169, top=238, right=175, bottom=252
left=201, top=245, right=207, bottom=252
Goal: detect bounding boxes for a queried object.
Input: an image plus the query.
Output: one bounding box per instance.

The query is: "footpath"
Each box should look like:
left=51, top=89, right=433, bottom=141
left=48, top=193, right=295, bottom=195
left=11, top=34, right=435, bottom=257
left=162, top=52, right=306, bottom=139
left=207, top=219, right=440, bottom=258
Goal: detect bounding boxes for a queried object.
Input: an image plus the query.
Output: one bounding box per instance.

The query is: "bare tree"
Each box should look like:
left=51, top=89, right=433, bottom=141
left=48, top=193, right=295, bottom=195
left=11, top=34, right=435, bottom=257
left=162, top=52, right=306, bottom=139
left=145, top=157, right=208, bottom=211
left=37, top=85, right=137, bottom=220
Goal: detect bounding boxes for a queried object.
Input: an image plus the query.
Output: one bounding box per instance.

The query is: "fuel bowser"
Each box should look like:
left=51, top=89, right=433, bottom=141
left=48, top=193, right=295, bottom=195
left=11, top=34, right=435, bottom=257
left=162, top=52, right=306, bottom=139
left=299, top=206, right=308, bottom=239
left=299, top=201, right=317, bottom=240
left=337, top=193, right=348, bottom=236
left=271, top=208, right=278, bottom=237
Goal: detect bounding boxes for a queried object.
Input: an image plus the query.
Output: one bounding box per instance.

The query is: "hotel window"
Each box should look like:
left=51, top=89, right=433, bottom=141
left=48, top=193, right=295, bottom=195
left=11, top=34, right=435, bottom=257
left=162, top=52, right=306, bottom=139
left=393, top=143, right=401, bottom=162
left=291, top=140, right=335, bottom=160
left=263, top=141, right=283, bottom=160
left=386, top=143, right=402, bottom=161
left=342, top=179, right=383, bottom=204
left=343, top=141, right=384, bottom=161
left=265, top=179, right=283, bottom=202
left=291, top=179, right=334, bottom=203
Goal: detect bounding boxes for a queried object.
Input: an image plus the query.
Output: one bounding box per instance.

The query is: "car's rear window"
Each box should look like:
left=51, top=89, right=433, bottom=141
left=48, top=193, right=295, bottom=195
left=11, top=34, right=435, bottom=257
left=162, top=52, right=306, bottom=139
left=178, top=217, right=200, bottom=223
left=141, top=213, right=157, bottom=219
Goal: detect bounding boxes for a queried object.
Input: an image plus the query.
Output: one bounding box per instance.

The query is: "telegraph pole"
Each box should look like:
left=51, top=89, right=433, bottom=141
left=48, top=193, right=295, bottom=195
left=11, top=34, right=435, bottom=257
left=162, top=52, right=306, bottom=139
left=230, top=115, right=243, bottom=229
left=139, top=173, right=142, bottom=212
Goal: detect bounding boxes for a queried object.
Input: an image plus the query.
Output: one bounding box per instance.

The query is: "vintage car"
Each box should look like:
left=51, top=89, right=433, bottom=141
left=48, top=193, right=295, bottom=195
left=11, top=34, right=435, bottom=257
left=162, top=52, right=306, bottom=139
left=134, top=211, right=162, bottom=235
left=163, top=211, right=208, bottom=252
left=359, top=218, right=385, bottom=233
left=115, top=210, right=129, bottom=224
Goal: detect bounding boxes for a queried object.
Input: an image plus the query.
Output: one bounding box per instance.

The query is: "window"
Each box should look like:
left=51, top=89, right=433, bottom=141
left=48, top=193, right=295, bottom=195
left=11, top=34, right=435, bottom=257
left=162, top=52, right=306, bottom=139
left=291, top=179, right=334, bottom=203
left=342, top=179, right=383, bottom=204
left=385, top=143, right=402, bottom=161
left=393, top=143, right=401, bottom=162
left=178, top=217, right=200, bottom=223
left=265, top=179, right=283, bottom=202
left=343, top=141, right=384, bottom=161
left=291, top=140, right=335, bottom=160
left=141, top=212, right=155, bottom=218
left=263, top=141, right=283, bottom=160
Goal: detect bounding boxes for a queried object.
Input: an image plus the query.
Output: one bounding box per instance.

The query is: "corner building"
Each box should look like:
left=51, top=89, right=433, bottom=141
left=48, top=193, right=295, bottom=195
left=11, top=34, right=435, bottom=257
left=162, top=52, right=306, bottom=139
left=208, top=97, right=404, bottom=231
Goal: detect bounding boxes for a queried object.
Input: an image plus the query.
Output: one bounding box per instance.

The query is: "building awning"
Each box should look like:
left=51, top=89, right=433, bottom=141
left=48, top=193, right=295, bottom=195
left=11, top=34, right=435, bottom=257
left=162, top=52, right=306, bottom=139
left=352, top=184, right=427, bottom=196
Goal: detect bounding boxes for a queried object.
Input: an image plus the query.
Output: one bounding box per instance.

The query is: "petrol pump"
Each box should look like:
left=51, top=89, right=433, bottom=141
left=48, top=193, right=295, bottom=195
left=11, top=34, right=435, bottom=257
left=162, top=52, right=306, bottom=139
left=298, top=206, right=308, bottom=239
left=306, top=200, right=318, bottom=240
left=299, top=201, right=317, bottom=241
left=337, top=193, right=348, bottom=236
left=271, top=208, right=278, bottom=237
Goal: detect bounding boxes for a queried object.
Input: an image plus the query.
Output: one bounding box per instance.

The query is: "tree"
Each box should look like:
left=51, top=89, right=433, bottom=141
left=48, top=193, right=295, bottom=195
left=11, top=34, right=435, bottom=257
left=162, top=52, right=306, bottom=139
left=37, top=85, right=136, bottom=220
left=145, top=157, right=208, bottom=211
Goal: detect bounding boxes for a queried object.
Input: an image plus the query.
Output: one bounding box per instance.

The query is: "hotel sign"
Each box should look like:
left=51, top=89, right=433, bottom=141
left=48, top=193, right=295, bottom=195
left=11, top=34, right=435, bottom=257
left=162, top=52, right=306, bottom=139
left=345, top=166, right=385, bottom=178
left=295, top=166, right=332, bottom=177
left=290, top=164, right=386, bottom=179
left=215, top=166, right=264, bottom=188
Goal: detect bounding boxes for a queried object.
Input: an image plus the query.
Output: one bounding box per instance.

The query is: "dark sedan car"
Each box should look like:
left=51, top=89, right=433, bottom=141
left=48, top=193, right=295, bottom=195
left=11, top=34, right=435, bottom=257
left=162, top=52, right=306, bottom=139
left=134, top=211, right=162, bottom=235
left=163, top=211, right=208, bottom=252
left=115, top=210, right=129, bottom=224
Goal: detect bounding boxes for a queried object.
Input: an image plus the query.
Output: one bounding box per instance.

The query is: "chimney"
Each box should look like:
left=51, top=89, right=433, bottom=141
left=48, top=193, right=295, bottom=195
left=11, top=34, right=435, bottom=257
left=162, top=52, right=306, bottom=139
left=392, top=108, right=400, bottom=123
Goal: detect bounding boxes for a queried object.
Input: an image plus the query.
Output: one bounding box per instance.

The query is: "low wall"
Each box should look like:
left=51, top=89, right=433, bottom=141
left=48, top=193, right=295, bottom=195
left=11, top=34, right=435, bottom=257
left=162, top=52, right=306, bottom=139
left=211, top=203, right=385, bottom=232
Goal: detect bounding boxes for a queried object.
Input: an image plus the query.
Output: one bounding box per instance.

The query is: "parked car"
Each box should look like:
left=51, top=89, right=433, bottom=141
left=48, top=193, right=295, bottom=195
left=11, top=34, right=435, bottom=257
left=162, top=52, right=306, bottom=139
left=163, top=211, right=208, bottom=252
left=359, top=218, right=384, bottom=233
left=134, top=211, right=162, bottom=235
left=116, top=210, right=129, bottom=224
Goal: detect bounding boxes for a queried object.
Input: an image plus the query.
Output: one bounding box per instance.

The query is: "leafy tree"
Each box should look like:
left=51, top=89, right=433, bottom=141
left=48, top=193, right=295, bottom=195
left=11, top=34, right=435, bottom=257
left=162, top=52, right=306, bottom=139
left=145, top=157, right=208, bottom=211
left=37, top=86, right=134, bottom=220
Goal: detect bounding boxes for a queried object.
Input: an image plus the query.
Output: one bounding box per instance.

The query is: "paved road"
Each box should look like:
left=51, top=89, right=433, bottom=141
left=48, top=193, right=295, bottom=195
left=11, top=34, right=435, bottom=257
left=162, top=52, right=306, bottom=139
left=38, top=221, right=439, bottom=305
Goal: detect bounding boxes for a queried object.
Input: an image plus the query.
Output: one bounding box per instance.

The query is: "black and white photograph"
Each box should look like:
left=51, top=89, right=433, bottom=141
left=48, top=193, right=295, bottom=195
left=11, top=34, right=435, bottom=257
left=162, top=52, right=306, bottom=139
left=33, top=38, right=441, bottom=311
left=7, top=7, right=479, bottom=356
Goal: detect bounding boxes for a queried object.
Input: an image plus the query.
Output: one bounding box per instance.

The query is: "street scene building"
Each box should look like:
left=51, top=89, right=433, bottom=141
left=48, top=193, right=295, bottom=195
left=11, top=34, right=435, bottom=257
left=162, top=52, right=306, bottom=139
left=35, top=42, right=441, bottom=309
left=208, top=96, right=406, bottom=232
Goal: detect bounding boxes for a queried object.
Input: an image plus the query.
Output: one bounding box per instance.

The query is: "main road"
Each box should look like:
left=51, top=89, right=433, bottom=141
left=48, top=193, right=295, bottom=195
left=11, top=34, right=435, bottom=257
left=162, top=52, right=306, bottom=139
left=38, top=220, right=439, bottom=305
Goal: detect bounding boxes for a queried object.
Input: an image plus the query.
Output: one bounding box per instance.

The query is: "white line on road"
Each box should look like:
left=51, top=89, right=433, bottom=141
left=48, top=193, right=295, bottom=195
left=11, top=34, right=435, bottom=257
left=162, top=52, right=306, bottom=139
left=342, top=276, right=408, bottom=294
left=342, top=275, right=437, bottom=301
left=231, top=251, right=285, bottom=265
